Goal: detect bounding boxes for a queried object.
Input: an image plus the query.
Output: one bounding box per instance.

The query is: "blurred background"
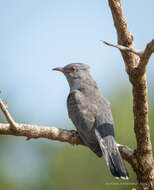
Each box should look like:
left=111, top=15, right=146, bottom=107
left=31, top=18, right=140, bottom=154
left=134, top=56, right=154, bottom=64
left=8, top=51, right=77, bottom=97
left=0, top=0, right=154, bottom=189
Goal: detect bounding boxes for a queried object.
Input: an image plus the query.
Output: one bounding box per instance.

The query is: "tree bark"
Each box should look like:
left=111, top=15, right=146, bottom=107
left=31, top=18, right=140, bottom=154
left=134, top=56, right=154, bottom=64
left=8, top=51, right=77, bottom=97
left=107, top=0, right=154, bottom=189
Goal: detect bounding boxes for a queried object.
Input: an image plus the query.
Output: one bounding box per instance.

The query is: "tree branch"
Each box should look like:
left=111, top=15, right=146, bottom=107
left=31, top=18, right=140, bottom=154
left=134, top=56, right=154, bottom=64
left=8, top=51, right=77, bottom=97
left=0, top=123, right=135, bottom=164
left=107, top=1, right=154, bottom=187
left=0, top=123, right=84, bottom=145
left=138, top=39, right=154, bottom=74
left=0, top=98, right=18, bottom=131
left=101, top=38, right=154, bottom=157
left=100, top=40, right=143, bottom=57
left=118, top=145, right=136, bottom=166
left=0, top=96, right=134, bottom=164
left=108, top=0, right=138, bottom=73
left=108, top=0, right=153, bottom=156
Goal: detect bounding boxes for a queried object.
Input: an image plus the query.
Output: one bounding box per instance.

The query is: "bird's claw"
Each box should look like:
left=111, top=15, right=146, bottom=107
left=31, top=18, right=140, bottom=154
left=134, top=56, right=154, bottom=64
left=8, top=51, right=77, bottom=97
left=71, top=130, right=79, bottom=137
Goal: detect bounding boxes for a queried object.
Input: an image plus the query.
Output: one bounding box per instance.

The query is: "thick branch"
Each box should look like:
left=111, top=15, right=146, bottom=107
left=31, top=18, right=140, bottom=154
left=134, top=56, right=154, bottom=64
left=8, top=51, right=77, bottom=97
left=0, top=123, right=84, bottom=145
left=108, top=0, right=138, bottom=73
left=108, top=0, right=153, bottom=158
left=0, top=122, right=135, bottom=164
left=130, top=39, right=154, bottom=156
left=0, top=95, right=134, bottom=164
left=101, top=38, right=154, bottom=156
left=107, top=1, right=154, bottom=187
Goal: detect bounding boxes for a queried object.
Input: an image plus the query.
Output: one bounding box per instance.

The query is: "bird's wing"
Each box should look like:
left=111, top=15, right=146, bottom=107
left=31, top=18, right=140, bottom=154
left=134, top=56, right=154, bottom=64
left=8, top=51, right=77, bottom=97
left=94, top=95, right=115, bottom=138
left=67, top=90, right=95, bottom=129
left=67, top=90, right=102, bottom=157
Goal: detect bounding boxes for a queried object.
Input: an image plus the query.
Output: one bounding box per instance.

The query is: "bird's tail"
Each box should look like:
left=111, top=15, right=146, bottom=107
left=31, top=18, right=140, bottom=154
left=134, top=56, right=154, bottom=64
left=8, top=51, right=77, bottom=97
left=95, top=129, right=129, bottom=179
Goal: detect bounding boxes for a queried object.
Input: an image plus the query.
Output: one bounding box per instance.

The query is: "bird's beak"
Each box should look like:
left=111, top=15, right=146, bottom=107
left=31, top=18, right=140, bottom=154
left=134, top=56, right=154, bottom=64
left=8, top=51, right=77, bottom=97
left=52, top=67, right=64, bottom=72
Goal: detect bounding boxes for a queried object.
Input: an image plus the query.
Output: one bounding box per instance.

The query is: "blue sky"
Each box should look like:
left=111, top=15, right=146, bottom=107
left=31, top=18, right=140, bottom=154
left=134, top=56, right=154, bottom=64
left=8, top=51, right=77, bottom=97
left=0, top=0, right=154, bottom=126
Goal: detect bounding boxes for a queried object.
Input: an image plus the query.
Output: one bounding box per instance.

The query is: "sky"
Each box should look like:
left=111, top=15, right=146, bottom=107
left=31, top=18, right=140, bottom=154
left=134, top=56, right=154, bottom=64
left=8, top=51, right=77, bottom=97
left=0, top=0, right=154, bottom=126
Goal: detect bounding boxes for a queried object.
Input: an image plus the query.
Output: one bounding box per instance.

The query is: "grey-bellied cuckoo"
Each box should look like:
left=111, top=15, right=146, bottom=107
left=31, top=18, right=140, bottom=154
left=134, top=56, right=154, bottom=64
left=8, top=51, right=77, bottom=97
left=53, top=63, right=129, bottom=179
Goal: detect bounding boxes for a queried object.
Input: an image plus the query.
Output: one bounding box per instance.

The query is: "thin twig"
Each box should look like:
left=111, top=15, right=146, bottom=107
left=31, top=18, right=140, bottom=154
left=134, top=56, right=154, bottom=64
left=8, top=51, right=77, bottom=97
left=100, top=40, right=143, bottom=57
left=0, top=98, right=18, bottom=131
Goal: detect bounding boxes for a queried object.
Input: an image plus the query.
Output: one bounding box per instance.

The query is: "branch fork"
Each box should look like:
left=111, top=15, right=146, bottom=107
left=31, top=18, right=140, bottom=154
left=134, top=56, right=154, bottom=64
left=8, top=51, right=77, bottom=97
left=100, top=38, right=154, bottom=75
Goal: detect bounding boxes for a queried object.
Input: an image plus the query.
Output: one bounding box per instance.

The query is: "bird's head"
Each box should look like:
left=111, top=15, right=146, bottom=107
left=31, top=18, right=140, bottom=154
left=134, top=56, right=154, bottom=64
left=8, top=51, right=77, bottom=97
left=53, top=63, right=90, bottom=81
left=53, top=63, right=97, bottom=91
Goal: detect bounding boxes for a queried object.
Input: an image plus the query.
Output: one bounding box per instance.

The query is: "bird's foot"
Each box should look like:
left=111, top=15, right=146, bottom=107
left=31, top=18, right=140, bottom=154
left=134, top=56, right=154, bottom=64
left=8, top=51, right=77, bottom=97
left=70, top=130, right=79, bottom=137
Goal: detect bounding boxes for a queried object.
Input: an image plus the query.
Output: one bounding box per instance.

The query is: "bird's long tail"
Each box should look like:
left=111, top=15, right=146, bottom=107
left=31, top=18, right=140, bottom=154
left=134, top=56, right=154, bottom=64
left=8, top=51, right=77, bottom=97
left=95, top=129, right=129, bottom=179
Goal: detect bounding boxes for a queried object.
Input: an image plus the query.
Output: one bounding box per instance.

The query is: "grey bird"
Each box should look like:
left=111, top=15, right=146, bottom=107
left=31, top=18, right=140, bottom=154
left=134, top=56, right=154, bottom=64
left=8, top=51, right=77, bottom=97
left=53, top=63, right=129, bottom=179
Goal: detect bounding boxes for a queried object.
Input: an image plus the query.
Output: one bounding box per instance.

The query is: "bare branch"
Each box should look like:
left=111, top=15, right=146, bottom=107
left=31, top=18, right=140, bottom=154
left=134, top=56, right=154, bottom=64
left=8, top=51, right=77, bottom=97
left=108, top=0, right=138, bottom=73
left=0, top=122, right=134, bottom=164
left=0, top=123, right=84, bottom=145
left=118, top=145, right=136, bottom=165
left=108, top=0, right=153, bottom=157
left=138, top=39, right=154, bottom=74
left=107, top=0, right=154, bottom=187
left=0, top=98, right=18, bottom=131
left=100, top=40, right=143, bottom=57
left=0, top=94, right=134, bottom=163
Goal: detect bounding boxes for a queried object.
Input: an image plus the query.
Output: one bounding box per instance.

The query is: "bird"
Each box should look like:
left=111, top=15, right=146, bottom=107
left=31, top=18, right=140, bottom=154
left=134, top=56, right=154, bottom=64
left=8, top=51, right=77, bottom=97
left=53, top=63, right=129, bottom=179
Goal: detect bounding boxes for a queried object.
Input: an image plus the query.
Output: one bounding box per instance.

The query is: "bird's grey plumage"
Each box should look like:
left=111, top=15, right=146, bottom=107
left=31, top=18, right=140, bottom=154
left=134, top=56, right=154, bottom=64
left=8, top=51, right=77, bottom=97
left=53, top=63, right=129, bottom=179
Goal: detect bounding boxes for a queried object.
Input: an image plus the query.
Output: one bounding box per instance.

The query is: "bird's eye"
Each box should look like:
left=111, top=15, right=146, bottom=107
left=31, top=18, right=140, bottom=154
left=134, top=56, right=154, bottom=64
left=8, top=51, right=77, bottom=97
left=70, top=66, right=77, bottom=72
